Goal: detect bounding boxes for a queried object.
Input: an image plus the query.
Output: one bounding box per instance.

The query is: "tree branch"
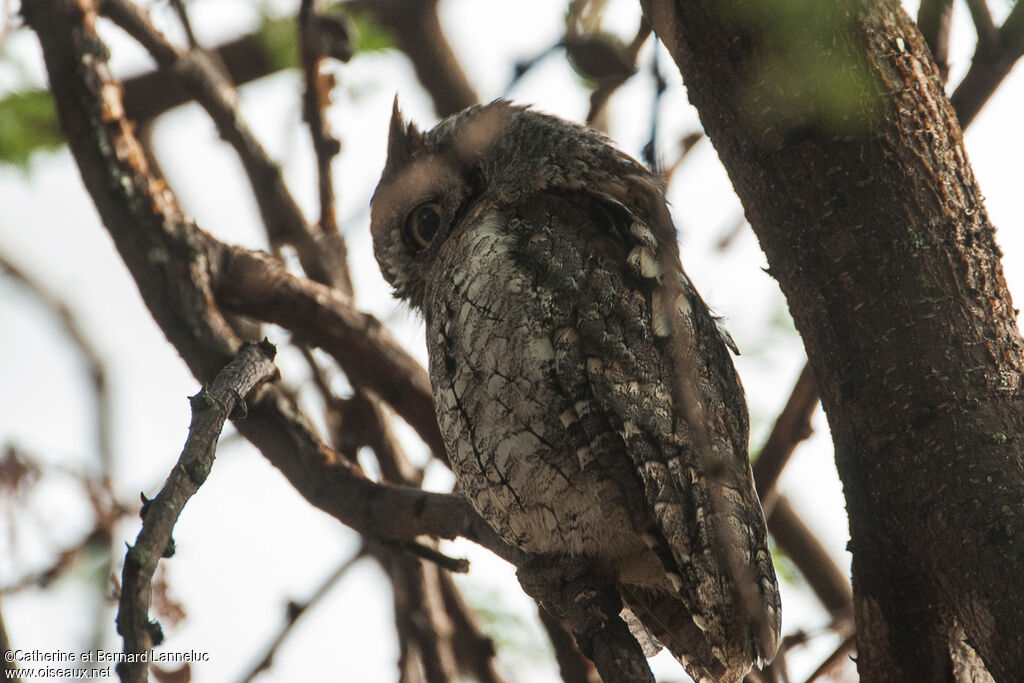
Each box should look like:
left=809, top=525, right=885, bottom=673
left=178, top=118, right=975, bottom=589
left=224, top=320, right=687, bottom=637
left=753, top=362, right=819, bottom=511
left=768, top=497, right=852, bottom=617
left=100, top=0, right=346, bottom=291
left=117, top=341, right=279, bottom=682
left=298, top=0, right=354, bottom=295
left=951, top=0, right=1024, bottom=127
left=22, top=0, right=516, bottom=565
left=214, top=246, right=445, bottom=457
left=346, top=0, right=477, bottom=117
left=238, top=548, right=367, bottom=682
left=643, top=0, right=1024, bottom=677
left=916, top=0, right=953, bottom=81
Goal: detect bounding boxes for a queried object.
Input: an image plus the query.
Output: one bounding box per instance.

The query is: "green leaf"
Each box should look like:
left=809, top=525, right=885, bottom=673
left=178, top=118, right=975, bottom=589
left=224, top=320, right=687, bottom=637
left=0, top=90, right=65, bottom=168
left=345, top=8, right=396, bottom=54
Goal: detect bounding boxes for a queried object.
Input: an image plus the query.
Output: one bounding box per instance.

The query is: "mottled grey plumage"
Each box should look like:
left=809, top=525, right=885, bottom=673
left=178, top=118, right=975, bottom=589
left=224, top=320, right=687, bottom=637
left=370, top=101, right=780, bottom=682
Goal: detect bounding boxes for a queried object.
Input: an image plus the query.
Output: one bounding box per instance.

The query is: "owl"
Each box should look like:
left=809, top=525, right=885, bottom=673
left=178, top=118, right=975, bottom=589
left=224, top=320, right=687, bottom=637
left=370, top=100, right=781, bottom=682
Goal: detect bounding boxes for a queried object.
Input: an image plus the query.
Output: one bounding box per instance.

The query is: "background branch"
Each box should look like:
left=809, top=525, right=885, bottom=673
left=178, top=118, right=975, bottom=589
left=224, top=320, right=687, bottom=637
left=117, top=341, right=279, bottom=682
left=916, top=0, right=953, bottom=80
left=951, top=0, right=1024, bottom=126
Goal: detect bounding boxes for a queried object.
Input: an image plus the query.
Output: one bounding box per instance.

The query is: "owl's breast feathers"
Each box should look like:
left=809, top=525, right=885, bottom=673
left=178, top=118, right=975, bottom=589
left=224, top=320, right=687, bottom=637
left=424, top=190, right=779, bottom=682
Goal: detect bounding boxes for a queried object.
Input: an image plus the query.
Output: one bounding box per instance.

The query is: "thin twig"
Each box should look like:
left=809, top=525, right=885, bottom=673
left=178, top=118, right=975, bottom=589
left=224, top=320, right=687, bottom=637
left=237, top=548, right=367, bottom=683
left=641, top=40, right=667, bottom=170
left=504, top=42, right=561, bottom=95
left=169, top=0, right=199, bottom=49
left=299, top=0, right=354, bottom=295
left=389, top=540, right=470, bottom=574
left=0, top=251, right=115, bottom=477
left=661, top=131, right=704, bottom=187
left=585, top=17, right=652, bottom=125
left=803, top=634, right=855, bottom=683
left=116, top=341, right=279, bottom=682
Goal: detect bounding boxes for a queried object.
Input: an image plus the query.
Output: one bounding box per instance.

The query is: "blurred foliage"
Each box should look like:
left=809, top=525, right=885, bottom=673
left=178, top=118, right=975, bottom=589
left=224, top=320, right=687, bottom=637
left=457, top=580, right=548, bottom=657
left=343, top=8, right=397, bottom=54
left=0, top=8, right=396, bottom=168
left=0, top=90, right=63, bottom=169
left=717, top=0, right=880, bottom=136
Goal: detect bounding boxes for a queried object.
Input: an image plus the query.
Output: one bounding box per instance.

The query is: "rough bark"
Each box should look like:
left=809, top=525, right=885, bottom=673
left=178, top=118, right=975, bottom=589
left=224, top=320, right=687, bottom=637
left=642, top=0, right=1024, bottom=680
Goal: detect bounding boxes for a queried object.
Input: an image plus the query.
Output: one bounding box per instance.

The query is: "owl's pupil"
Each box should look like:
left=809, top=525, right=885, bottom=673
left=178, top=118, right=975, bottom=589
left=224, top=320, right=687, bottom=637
left=408, top=204, right=441, bottom=249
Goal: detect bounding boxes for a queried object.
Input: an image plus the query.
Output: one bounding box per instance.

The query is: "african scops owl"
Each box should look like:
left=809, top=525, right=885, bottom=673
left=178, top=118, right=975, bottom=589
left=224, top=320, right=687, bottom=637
left=370, top=101, right=781, bottom=682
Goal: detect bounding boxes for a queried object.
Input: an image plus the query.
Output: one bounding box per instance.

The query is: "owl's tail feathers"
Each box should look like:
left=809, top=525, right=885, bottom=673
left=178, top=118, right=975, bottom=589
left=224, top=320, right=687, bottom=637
left=619, top=585, right=757, bottom=683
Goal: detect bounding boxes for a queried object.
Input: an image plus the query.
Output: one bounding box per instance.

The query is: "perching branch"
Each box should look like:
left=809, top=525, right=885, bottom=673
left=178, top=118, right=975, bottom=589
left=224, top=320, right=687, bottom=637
left=116, top=340, right=279, bottom=682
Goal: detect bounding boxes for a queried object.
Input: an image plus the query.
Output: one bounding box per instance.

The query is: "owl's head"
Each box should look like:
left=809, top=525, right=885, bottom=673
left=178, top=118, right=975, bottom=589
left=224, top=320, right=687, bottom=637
left=369, top=99, right=657, bottom=310
left=369, top=100, right=512, bottom=309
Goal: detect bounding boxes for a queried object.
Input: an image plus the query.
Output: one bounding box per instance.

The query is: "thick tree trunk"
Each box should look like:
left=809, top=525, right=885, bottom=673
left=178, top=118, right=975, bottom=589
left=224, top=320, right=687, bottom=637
left=642, top=0, right=1024, bottom=680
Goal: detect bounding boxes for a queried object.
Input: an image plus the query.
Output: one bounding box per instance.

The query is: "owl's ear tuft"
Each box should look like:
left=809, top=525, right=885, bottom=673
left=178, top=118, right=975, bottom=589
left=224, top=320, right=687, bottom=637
left=384, top=97, right=423, bottom=179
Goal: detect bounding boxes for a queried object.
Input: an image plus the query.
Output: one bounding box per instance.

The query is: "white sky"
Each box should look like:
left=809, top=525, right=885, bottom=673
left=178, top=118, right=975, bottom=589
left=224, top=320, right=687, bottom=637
left=1, top=0, right=1022, bottom=681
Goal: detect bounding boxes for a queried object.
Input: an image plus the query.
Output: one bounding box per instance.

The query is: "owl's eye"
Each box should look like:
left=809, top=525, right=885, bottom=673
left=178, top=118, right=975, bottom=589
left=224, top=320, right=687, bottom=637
left=405, top=202, right=443, bottom=250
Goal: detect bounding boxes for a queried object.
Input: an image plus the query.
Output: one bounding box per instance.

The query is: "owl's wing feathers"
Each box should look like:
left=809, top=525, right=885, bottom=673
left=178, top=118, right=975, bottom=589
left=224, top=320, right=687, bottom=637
left=538, top=181, right=780, bottom=677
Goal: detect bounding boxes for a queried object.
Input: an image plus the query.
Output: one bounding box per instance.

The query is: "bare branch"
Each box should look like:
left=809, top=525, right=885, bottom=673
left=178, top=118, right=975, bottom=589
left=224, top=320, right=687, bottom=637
left=767, top=497, right=852, bottom=617
left=951, top=0, right=1024, bottom=127
left=100, top=0, right=346, bottom=291
left=964, top=0, right=998, bottom=49
left=169, top=0, right=199, bottom=49
left=117, top=341, right=279, bottom=682
left=22, top=0, right=518, bottom=566
left=347, top=0, right=477, bottom=116
left=753, top=362, right=819, bottom=511
left=917, top=0, right=953, bottom=81
left=438, top=573, right=505, bottom=683
left=238, top=548, right=367, bottom=683
left=215, top=247, right=445, bottom=457
left=299, top=0, right=354, bottom=295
